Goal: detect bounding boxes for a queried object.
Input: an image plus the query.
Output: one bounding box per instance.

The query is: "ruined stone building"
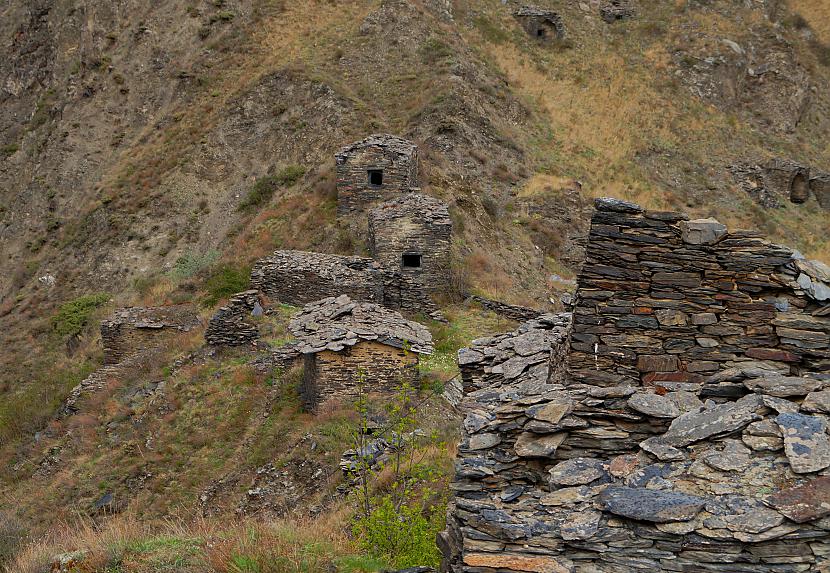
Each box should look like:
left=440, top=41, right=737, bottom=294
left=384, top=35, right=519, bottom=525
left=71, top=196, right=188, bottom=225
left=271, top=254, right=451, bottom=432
left=205, top=290, right=264, bottom=347
left=335, top=134, right=419, bottom=217
left=288, top=295, right=433, bottom=412
left=368, top=193, right=452, bottom=294
left=250, top=250, right=386, bottom=306
left=734, top=158, right=830, bottom=209
left=441, top=198, right=830, bottom=573
left=514, top=6, right=565, bottom=41
left=101, top=305, right=201, bottom=365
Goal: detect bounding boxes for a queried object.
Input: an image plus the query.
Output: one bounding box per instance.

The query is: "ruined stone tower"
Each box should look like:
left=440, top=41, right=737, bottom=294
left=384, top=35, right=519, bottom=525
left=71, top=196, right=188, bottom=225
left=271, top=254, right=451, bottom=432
left=335, top=134, right=419, bottom=217
left=514, top=5, right=565, bottom=41
left=368, top=193, right=452, bottom=294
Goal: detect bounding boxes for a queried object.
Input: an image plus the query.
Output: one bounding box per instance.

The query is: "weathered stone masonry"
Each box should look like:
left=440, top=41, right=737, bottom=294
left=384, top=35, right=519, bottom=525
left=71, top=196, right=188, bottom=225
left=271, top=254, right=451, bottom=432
left=102, top=305, right=201, bottom=365
left=514, top=6, right=565, bottom=41
left=441, top=198, right=830, bottom=573
left=205, top=290, right=263, bottom=347
left=369, top=193, right=453, bottom=295
left=335, top=134, right=419, bottom=217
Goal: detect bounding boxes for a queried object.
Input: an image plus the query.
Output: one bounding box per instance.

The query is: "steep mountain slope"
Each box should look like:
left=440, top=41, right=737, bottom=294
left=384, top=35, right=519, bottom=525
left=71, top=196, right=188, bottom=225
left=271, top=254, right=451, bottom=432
left=1, top=0, right=829, bottom=568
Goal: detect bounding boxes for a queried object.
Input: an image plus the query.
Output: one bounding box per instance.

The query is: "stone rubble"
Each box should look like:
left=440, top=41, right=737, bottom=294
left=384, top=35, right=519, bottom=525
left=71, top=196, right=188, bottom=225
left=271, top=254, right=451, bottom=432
left=441, top=198, right=830, bottom=573
left=205, top=290, right=263, bottom=346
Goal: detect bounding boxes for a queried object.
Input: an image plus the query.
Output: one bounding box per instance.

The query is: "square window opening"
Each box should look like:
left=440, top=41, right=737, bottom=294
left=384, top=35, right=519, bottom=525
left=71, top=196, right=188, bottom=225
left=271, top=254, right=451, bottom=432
left=402, top=253, right=422, bottom=269
left=368, top=169, right=384, bottom=186
left=537, top=28, right=546, bottom=38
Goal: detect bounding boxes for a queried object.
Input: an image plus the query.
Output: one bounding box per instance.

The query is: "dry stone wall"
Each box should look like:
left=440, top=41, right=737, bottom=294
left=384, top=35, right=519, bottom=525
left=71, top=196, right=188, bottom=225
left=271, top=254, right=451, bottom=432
left=441, top=198, right=830, bottom=573
left=205, top=290, right=262, bottom=346
left=250, top=250, right=385, bottom=306
left=335, top=134, right=419, bottom=217
left=101, top=305, right=201, bottom=365
left=470, top=296, right=544, bottom=322
left=566, top=197, right=830, bottom=388
left=514, top=6, right=565, bottom=40
left=368, top=193, right=452, bottom=294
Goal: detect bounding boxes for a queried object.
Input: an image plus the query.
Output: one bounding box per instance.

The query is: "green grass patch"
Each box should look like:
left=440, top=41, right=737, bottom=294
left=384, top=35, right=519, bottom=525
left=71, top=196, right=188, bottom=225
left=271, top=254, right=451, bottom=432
left=238, top=165, right=307, bottom=211
left=51, top=293, right=110, bottom=338
left=202, top=263, right=251, bottom=307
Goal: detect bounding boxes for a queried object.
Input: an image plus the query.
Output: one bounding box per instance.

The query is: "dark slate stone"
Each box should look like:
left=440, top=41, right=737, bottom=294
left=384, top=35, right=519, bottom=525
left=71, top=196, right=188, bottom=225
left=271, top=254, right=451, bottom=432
left=595, top=197, right=643, bottom=213
left=775, top=412, right=830, bottom=473
left=599, top=487, right=707, bottom=523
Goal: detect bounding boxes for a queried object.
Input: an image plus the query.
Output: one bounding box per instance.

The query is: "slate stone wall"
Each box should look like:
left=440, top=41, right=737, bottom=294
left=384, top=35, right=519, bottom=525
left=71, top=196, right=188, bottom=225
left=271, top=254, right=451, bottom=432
left=300, top=341, right=419, bottom=412
left=250, top=250, right=386, bottom=306
left=205, top=290, right=262, bottom=346
left=514, top=6, right=565, bottom=40
left=441, top=199, right=830, bottom=573
left=368, top=193, right=452, bottom=294
left=335, top=135, right=419, bottom=217
left=101, top=305, right=201, bottom=365
left=566, top=198, right=830, bottom=389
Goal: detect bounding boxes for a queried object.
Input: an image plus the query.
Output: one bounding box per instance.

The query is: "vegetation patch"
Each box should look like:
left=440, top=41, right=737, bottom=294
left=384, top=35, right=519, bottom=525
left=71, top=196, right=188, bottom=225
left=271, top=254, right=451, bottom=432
left=51, top=293, right=110, bottom=338
left=238, top=165, right=307, bottom=212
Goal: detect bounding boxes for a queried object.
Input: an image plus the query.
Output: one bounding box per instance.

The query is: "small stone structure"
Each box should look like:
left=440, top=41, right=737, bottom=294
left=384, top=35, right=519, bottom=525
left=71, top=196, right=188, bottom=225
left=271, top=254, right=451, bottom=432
left=289, top=295, right=433, bottom=411
left=368, top=193, right=452, bottom=294
left=441, top=198, right=830, bottom=573
left=250, top=250, right=385, bottom=306
left=733, top=159, right=830, bottom=209
left=101, top=305, right=201, bottom=365
left=599, top=0, right=634, bottom=23
left=335, top=134, right=419, bottom=217
left=205, top=290, right=263, bottom=346
left=469, top=295, right=543, bottom=322
left=514, top=6, right=565, bottom=41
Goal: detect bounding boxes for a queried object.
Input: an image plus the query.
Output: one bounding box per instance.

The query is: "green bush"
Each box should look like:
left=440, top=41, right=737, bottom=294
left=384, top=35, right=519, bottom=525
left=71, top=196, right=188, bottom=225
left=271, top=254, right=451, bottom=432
left=238, top=165, right=307, bottom=211
left=203, top=263, right=251, bottom=307
left=1, top=143, right=19, bottom=157
left=170, top=250, right=219, bottom=280
left=353, top=496, right=444, bottom=569
left=51, top=293, right=110, bottom=338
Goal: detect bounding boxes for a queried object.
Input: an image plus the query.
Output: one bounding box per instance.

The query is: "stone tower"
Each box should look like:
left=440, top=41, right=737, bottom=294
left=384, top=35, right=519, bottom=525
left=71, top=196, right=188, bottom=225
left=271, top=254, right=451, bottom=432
left=367, top=193, right=452, bottom=294
left=335, top=134, right=419, bottom=217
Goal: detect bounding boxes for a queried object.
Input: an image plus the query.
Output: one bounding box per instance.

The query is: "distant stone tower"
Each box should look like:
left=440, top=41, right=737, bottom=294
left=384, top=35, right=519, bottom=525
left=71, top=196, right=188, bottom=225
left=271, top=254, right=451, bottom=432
left=514, top=6, right=566, bottom=41
left=368, top=193, right=452, bottom=294
left=335, top=134, right=419, bottom=217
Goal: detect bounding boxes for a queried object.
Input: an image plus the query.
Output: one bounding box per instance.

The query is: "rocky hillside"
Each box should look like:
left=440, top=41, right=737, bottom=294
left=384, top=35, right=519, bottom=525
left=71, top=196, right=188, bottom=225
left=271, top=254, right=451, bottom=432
left=1, top=0, right=829, bottom=569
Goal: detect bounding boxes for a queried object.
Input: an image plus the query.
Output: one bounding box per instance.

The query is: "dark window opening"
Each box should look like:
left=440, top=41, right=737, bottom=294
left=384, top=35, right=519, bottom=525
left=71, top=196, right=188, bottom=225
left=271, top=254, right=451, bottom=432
left=537, top=28, right=546, bottom=38
left=368, top=169, right=384, bottom=186
left=402, top=253, right=422, bottom=269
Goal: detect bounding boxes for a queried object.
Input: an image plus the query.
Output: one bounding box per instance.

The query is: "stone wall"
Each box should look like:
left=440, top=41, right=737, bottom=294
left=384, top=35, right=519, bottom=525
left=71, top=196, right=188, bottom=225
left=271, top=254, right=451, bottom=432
left=469, top=296, right=544, bottom=322
left=335, top=134, right=419, bottom=217
left=734, top=159, right=830, bottom=210
left=250, top=250, right=385, bottom=306
left=101, top=305, right=201, bottom=365
left=368, top=193, right=452, bottom=294
left=441, top=198, right=830, bottom=573
left=205, top=290, right=262, bottom=346
left=514, top=6, right=565, bottom=41
left=300, top=340, right=419, bottom=412
left=566, top=198, right=829, bottom=388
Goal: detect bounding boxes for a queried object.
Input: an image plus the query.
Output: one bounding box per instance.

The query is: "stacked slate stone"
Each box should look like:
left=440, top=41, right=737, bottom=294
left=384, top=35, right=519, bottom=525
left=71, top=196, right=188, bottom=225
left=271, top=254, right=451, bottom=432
left=101, top=305, right=201, bottom=364
left=441, top=198, right=830, bottom=573
left=368, top=193, right=452, bottom=294
left=567, top=198, right=830, bottom=388
left=514, top=6, right=566, bottom=40
left=732, top=160, right=830, bottom=210
left=469, top=296, right=544, bottom=322
left=288, top=295, right=433, bottom=355
left=204, top=290, right=262, bottom=346
left=599, top=0, right=634, bottom=23
left=250, top=250, right=385, bottom=306
left=382, top=270, right=446, bottom=321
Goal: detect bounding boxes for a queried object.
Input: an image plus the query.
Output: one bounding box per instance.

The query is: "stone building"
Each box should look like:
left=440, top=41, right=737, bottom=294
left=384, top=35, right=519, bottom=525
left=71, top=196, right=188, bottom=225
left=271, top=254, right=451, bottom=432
left=514, top=6, right=565, bottom=41
left=441, top=198, right=830, bottom=573
left=205, top=290, right=263, bottom=347
left=764, top=158, right=811, bottom=204
left=335, top=134, right=419, bottom=217
left=288, top=295, right=433, bottom=412
left=368, top=193, right=452, bottom=294
left=101, top=305, right=201, bottom=365
left=250, top=250, right=385, bottom=306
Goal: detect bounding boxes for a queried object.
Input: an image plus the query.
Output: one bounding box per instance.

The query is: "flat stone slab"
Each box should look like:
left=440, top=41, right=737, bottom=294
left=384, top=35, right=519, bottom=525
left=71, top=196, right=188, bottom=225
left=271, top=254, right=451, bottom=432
left=802, top=390, right=830, bottom=413
left=560, top=509, right=602, bottom=541
left=775, top=412, right=830, bottom=473
left=514, top=432, right=566, bottom=458
left=680, top=218, right=727, bottom=245
left=743, top=376, right=822, bottom=397
left=599, top=487, right=707, bottom=523
left=661, top=394, right=763, bottom=447
left=549, top=458, right=607, bottom=486
left=702, top=439, right=752, bottom=472
left=627, top=393, right=681, bottom=418
left=766, top=476, right=830, bottom=523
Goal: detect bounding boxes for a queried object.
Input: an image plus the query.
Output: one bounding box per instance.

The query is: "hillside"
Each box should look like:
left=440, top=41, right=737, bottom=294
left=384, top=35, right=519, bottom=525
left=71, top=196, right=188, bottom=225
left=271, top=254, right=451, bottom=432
left=1, top=0, right=829, bottom=570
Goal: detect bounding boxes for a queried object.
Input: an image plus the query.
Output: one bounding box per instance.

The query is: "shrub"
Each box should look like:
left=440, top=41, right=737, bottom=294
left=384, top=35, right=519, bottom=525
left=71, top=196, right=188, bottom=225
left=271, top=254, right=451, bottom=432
left=1, top=143, right=19, bottom=157
left=352, top=496, right=444, bottom=569
left=51, top=293, right=110, bottom=338
left=238, top=165, right=306, bottom=211
left=202, top=263, right=250, bottom=307
left=169, top=250, right=219, bottom=280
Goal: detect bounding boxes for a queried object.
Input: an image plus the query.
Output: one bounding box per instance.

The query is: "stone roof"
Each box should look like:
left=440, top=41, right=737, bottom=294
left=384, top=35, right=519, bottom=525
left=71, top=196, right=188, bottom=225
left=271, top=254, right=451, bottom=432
left=515, top=5, right=560, bottom=19
left=335, top=134, right=417, bottom=160
left=368, top=193, right=451, bottom=226
left=251, top=250, right=384, bottom=282
left=288, top=295, right=433, bottom=355
left=102, top=305, right=200, bottom=330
